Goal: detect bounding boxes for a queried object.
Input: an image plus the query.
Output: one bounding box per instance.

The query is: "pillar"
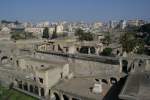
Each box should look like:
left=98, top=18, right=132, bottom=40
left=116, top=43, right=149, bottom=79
left=96, top=48, right=100, bottom=55
left=119, top=58, right=122, bottom=73
left=50, top=91, right=54, bottom=100
left=69, top=96, right=72, bottom=100
left=27, top=83, right=30, bottom=92
left=45, top=88, right=50, bottom=100
left=60, top=93, right=64, bottom=100
left=39, top=87, right=41, bottom=96
left=88, top=48, right=91, bottom=54
left=108, top=79, right=112, bottom=86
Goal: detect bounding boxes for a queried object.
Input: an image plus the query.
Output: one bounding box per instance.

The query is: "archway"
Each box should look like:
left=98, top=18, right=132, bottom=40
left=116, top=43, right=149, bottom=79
left=79, top=46, right=89, bottom=54
left=1, top=56, right=8, bottom=61
left=1, top=56, right=9, bottom=64
left=110, top=77, right=117, bottom=85
left=34, top=86, right=39, bottom=95
left=63, top=95, right=69, bottom=100
left=138, top=59, right=143, bottom=67
left=53, top=92, right=60, bottom=100
left=122, top=60, right=128, bottom=73
left=18, top=81, right=22, bottom=89
left=102, top=79, right=108, bottom=84
left=40, top=88, right=45, bottom=97
left=30, top=85, right=34, bottom=93
left=90, top=47, right=96, bottom=54
left=76, top=48, right=79, bottom=52
left=23, top=82, right=28, bottom=91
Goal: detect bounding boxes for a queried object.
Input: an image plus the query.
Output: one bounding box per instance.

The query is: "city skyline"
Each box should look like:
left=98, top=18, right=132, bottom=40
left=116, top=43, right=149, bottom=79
left=0, top=0, right=150, bottom=22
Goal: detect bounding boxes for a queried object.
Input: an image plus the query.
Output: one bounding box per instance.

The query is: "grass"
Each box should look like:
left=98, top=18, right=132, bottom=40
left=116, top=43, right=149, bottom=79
left=0, top=85, right=37, bottom=100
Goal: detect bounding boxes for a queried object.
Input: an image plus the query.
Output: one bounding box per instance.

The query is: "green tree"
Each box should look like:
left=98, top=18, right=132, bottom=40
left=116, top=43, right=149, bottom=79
left=120, top=32, right=136, bottom=53
left=135, top=38, right=144, bottom=54
left=51, top=25, right=58, bottom=39
left=125, top=25, right=140, bottom=32
left=100, top=48, right=112, bottom=56
left=104, top=32, right=111, bottom=45
left=140, top=23, right=150, bottom=33
left=11, top=31, right=25, bottom=40
left=120, top=31, right=145, bottom=54
left=42, top=27, right=49, bottom=39
left=11, top=31, right=35, bottom=40
left=75, top=28, right=93, bottom=41
left=75, top=28, right=84, bottom=36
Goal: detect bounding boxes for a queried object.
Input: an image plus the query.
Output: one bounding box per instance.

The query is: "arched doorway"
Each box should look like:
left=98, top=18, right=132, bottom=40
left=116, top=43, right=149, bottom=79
left=30, top=85, right=34, bottom=93
left=79, top=46, right=89, bottom=54
left=110, top=77, right=117, bottom=85
left=1, top=56, right=8, bottom=64
left=23, top=82, right=28, bottom=91
left=63, top=95, right=69, bottom=100
left=90, top=47, right=96, bottom=54
left=53, top=92, right=60, bottom=100
left=102, top=79, right=108, bottom=84
left=34, top=86, right=39, bottom=95
left=138, top=59, right=143, bottom=67
left=18, top=81, right=22, bottom=89
left=1, top=56, right=8, bottom=61
left=122, top=60, right=128, bottom=73
left=40, top=88, right=45, bottom=97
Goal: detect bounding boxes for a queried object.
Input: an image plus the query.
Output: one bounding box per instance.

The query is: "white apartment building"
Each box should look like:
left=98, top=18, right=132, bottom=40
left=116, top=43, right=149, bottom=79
left=56, top=24, right=64, bottom=34
left=36, top=21, right=50, bottom=27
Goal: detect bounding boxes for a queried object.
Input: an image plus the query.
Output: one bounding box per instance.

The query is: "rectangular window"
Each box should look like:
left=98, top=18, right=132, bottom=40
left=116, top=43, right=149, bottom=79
left=34, top=77, right=36, bottom=81
left=39, top=78, right=43, bottom=84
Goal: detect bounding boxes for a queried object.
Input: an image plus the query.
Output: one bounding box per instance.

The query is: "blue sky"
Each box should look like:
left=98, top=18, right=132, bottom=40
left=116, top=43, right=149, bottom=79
left=0, top=0, right=150, bottom=22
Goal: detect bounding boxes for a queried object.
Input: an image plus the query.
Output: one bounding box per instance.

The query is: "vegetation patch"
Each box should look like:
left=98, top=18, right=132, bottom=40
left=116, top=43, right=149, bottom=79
left=0, top=85, right=37, bottom=100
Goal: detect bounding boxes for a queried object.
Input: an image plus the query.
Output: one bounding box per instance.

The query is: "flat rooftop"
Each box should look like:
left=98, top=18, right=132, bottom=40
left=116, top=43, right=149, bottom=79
left=53, top=78, right=111, bottom=100
left=21, top=56, right=67, bottom=71
left=119, top=72, right=150, bottom=100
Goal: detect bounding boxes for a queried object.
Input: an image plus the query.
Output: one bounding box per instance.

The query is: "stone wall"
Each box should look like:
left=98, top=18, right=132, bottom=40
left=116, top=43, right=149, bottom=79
left=34, top=52, right=121, bottom=79
left=145, top=59, right=150, bottom=71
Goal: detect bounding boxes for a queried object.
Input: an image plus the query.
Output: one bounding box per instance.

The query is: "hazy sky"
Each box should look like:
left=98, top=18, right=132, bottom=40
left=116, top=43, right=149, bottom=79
left=0, top=0, right=150, bottom=22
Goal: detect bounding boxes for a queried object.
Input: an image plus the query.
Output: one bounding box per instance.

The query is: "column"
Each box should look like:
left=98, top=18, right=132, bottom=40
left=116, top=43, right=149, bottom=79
left=45, top=88, right=50, bottom=100
left=60, top=93, right=64, bottom=100
left=27, top=83, right=30, bottom=92
left=69, top=96, right=72, bottom=100
left=88, top=48, right=91, bottom=54
left=96, top=48, right=100, bottom=55
left=119, top=58, right=122, bottom=73
left=39, top=87, right=41, bottom=96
